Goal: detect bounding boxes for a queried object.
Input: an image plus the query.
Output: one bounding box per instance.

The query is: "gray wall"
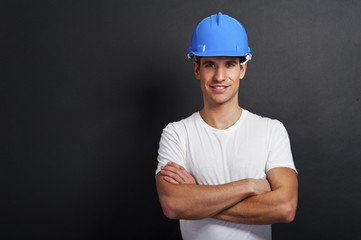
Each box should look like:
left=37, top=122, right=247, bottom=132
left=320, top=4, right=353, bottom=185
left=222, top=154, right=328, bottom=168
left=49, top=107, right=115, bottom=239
left=2, top=0, right=361, bottom=239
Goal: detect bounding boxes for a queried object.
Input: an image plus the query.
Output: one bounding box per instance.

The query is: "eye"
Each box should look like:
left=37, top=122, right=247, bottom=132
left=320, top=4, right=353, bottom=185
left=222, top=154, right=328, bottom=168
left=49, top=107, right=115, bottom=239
left=205, top=63, right=215, bottom=68
left=226, top=62, right=236, bottom=67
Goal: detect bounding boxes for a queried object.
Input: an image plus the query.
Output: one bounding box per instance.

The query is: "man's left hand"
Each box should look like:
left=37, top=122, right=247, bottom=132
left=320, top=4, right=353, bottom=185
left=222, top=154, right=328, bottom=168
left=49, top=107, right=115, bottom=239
left=160, top=162, right=196, bottom=185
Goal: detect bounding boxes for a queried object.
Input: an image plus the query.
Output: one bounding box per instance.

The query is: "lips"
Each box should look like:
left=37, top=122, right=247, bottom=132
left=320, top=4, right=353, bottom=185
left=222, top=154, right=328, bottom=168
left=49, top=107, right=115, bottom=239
left=211, top=85, right=228, bottom=93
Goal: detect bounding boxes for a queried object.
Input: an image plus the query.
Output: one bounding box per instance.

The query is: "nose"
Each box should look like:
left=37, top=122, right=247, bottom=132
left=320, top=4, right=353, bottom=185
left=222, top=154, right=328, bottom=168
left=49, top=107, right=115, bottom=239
left=214, top=66, right=226, bottom=82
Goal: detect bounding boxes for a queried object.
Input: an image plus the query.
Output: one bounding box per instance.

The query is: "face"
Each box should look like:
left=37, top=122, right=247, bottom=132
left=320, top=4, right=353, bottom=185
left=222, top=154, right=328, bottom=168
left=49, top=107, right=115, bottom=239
left=193, top=56, right=247, bottom=107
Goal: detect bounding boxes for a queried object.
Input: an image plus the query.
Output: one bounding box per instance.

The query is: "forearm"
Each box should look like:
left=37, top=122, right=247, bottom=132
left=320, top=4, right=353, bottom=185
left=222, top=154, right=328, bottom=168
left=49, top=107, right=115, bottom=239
left=213, top=168, right=298, bottom=225
left=213, top=188, right=297, bottom=224
left=156, top=173, right=255, bottom=220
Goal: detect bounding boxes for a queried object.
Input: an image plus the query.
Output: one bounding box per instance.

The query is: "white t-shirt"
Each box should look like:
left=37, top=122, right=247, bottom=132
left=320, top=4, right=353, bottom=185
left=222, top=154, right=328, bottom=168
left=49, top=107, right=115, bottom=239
left=156, top=109, right=297, bottom=240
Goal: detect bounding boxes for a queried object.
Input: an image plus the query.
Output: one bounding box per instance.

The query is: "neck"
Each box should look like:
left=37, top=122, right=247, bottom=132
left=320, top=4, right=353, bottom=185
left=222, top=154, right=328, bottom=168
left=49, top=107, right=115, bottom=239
left=200, top=100, right=243, bottom=130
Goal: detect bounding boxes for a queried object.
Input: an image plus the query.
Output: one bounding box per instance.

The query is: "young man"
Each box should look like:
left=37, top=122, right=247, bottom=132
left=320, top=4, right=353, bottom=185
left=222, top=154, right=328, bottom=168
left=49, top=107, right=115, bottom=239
left=155, top=12, right=298, bottom=240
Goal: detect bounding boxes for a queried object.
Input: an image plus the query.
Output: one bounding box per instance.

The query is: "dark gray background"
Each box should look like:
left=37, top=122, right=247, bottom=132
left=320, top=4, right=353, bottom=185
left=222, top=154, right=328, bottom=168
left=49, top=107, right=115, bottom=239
left=2, top=0, right=361, bottom=239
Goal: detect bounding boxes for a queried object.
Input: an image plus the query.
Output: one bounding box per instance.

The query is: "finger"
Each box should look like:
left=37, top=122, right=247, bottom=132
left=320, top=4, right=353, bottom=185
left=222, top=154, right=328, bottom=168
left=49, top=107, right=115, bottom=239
left=167, top=162, right=185, bottom=171
left=165, top=166, right=196, bottom=184
left=163, top=165, right=184, bottom=175
left=161, top=168, right=184, bottom=184
left=185, top=175, right=197, bottom=184
left=163, top=176, right=179, bottom=184
left=165, top=162, right=196, bottom=184
left=163, top=164, right=188, bottom=183
left=169, top=162, right=191, bottom=176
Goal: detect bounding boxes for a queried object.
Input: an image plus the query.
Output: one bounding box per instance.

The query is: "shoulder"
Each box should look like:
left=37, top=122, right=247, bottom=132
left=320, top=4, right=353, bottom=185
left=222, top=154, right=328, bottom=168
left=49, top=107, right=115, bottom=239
left=162, top=112, right=198, bottom=139
left=244, top=110, right=284, bottom=131
left=243, top=110, right=290, bottom=144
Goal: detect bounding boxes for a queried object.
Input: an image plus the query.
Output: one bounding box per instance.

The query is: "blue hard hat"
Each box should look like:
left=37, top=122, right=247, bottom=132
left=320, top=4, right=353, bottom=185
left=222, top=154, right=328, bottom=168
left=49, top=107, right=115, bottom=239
left=187, top=12, right=252, bottom=61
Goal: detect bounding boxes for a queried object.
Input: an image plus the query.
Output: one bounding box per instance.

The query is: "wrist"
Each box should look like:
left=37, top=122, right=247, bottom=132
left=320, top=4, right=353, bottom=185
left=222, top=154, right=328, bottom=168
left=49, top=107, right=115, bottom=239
left=233, top=179, right=257, bottom=199
left=245, top=179, right=258, bottom=197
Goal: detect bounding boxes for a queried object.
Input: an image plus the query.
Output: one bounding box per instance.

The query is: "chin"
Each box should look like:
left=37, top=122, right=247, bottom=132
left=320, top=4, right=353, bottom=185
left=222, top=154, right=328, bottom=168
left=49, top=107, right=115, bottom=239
left=211, top=94, right=238, bottom=105
left=211, top=98, right=231, bottom=105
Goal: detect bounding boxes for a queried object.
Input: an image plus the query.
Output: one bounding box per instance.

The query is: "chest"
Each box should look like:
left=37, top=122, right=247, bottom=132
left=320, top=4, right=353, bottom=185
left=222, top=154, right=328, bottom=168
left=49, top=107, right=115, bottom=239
left=185, top=129, right=268, bottom=185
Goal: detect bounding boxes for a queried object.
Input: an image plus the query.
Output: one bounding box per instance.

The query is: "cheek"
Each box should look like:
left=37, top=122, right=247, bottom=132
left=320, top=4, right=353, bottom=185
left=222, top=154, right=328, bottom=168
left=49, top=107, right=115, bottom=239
left=232, top=77, right=241, bottom=88
left=200, top=80, right=208, bottom=91
left=199, top=74, right=211, bottom=86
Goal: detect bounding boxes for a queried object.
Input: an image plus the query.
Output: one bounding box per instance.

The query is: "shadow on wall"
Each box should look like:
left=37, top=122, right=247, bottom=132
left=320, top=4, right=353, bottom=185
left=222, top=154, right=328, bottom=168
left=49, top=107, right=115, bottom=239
left=135, top=71, right=183, bottom=139
left=119, top=71, right=184, bottom=239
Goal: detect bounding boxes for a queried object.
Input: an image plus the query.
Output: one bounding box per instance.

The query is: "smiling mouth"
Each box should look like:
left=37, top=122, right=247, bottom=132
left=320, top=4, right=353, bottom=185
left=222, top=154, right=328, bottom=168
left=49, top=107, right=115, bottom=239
left=211, top=86, right=228, bottom=92
left=211, top=86, right=228, bottom=89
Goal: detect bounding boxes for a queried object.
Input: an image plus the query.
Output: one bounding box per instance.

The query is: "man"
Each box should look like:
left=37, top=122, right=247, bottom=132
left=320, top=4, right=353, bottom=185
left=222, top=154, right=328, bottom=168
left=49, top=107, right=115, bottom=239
left=155, top=12, right=298, bottom=240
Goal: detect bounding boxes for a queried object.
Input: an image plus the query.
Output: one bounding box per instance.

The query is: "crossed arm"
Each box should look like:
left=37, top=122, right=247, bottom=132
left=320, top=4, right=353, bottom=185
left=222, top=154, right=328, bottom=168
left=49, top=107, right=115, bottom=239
left=155, top=162, right=298, bottom=224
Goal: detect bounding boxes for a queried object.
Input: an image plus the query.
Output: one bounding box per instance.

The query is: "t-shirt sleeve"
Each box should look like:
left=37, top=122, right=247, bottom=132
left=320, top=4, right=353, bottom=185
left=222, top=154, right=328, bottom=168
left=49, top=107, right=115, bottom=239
left=155, top=122, right=186, bottom=175
left=266, top=121, right=297, bottom=174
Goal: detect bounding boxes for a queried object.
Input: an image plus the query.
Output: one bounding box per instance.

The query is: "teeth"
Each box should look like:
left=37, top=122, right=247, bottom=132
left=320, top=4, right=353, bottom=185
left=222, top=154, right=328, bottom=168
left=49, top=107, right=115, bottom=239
left=215, top=86, right=225, bottom=89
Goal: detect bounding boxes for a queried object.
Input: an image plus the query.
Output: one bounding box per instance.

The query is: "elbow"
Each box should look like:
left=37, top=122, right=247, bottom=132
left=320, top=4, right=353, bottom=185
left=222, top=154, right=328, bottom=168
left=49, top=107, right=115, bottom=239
left=162, top=205, right=179, bottom=220
left=159, top=197, right=182, bottom=220
left=282, top=208, right=296, bottom=223
left=280, top=202, right=297, bottom=223
left=164, top=210, right=180, bottom=220
left=160, top=196, right=200, bottom=220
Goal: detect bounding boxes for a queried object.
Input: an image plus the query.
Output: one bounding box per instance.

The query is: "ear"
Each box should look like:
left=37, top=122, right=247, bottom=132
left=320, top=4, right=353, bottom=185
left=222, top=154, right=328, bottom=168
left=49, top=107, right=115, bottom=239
left=193, top=61, right=201, bottom=80
left=240, top=63, right=247, bottom=79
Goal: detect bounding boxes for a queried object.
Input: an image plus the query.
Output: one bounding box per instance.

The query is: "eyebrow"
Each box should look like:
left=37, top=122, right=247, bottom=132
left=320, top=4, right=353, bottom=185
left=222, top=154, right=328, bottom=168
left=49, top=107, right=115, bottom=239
left=225, top=60, right=238, bottom=64
left=202, top=60, right=238, bottom=65
left=202, top=60, right=215, bottom=65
